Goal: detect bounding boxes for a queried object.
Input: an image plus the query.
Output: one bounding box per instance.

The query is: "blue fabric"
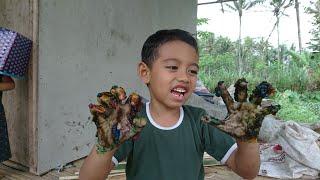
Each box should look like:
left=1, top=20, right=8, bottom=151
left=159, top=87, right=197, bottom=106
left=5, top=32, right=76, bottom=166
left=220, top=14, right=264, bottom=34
left=0, top=75, right=11, bottom=162
left=0, top=27, right=32, bottom=78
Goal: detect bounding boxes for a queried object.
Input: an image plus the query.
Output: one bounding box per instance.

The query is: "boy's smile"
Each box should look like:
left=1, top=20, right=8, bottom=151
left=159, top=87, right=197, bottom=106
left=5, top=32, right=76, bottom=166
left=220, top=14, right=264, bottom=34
left=171, top=84, right=187, bottom=101
left=139, top=40, right=199, bottom=111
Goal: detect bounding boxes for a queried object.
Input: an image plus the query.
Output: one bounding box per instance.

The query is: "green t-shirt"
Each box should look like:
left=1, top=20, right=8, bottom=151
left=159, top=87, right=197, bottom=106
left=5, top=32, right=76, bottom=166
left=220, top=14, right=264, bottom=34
left=113, top=102, right=236, bottom=180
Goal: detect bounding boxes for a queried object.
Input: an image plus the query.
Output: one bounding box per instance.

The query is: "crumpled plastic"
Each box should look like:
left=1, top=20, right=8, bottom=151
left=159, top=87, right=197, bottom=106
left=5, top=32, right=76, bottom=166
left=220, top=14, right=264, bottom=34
left=258, top=115, right=320, bottom=179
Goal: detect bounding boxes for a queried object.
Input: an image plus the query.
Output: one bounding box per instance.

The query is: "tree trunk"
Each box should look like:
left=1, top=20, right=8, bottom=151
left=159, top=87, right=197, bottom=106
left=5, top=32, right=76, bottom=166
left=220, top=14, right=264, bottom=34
left=276, top=16, right=281, bottom=62
left=295, top=0, right=302, bottom=53
left=238, top=15, right=242, bottom=76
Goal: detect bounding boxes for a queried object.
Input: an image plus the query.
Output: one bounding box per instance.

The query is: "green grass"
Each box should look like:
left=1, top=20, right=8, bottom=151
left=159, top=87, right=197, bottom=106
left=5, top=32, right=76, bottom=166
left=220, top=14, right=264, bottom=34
left=273, top=90, right=320, bottom=123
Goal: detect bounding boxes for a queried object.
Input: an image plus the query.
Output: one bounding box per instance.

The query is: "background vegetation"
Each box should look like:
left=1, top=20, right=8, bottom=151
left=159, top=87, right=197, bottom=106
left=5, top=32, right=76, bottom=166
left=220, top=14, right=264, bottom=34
left=196, top=0, right=320, bottom=123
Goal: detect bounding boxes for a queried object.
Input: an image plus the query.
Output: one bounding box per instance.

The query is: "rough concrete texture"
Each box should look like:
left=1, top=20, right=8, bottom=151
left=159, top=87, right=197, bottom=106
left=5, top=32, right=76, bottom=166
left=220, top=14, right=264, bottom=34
left=37, top=0, right=197, bottom=174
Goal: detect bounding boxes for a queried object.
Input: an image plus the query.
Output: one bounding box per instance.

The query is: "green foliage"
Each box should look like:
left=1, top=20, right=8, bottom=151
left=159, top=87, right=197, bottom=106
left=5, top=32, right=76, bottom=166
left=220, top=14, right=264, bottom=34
left=305, top=0, right=320, bottom=51
left=308, top=52, right=320, bottom=90
left=226, top=0, right=266, bottom=16
left=225, top=0, right=266, bottom=75
left=198, top=33, right=235, bottom=57
left=274, top=90, right=320, bottom=123
left=270, top=0, right=294, bottom=16
left=265, top=53, right=310, bottom=92
left=199, top=52, right=237, bottom=91
left=196, top=18, right=210, bottom=26
left=197, top=30, right=319, bottom=93
left=196, top=18, right=320, bottom=122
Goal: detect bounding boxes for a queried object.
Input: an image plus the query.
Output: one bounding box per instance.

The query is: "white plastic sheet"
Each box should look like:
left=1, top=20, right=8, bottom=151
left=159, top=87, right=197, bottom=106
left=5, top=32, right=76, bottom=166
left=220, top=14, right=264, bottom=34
left=258, top=115, right=320, bottom=179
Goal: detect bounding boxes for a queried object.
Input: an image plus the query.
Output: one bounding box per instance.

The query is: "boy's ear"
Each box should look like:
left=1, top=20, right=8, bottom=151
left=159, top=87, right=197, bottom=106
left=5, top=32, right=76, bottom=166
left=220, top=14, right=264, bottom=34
left=137, top=62, right=151, bottom=84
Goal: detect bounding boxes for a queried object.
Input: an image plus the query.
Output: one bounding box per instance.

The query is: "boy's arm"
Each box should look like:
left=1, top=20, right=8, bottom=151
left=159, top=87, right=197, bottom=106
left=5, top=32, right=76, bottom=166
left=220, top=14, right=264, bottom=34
left=79, top=146, right=116, bottom=180
left=226, top=140, right=260, bottom=179
left=80, top=87, right=145, bottom=179
left=0, top=76, right=15, bottom=91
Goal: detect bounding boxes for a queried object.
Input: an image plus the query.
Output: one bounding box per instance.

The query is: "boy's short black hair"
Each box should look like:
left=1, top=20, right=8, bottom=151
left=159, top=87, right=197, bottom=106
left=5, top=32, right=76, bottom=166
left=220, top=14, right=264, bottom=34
left=141, top=29, right=198, bottom=68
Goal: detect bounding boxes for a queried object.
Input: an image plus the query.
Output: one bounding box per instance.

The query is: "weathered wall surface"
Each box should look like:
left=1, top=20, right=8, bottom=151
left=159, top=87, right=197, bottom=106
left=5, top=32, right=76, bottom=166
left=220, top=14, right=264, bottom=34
left=0, top=0, right=34, bottom=167
left=37, top=0, right=196, bottom=174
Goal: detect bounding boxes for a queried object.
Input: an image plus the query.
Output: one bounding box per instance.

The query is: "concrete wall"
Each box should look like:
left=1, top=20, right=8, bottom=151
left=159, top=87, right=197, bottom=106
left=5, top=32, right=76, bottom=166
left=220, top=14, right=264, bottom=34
left=37, top=0, right=197, bottom=174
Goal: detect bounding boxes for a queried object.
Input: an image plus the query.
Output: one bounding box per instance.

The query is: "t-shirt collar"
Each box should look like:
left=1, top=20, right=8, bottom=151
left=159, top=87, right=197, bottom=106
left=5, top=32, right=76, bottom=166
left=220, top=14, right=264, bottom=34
left=146, top=102, right=184, bottom=130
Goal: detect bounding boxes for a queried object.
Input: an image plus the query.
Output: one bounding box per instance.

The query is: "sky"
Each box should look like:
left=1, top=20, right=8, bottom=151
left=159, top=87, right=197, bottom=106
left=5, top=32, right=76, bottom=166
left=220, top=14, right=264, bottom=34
left=197, top=0, right=314, bottom=49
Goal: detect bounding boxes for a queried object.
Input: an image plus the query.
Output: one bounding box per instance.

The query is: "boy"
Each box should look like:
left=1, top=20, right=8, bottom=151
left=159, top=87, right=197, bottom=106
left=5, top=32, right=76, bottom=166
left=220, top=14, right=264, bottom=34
left=79, top=29, right=260, bottom=180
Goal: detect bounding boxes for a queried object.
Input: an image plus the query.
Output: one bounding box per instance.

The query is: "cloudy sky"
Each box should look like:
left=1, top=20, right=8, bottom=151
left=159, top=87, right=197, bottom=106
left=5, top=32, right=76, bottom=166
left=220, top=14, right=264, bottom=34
left=197, top=0, right=314, bottom=49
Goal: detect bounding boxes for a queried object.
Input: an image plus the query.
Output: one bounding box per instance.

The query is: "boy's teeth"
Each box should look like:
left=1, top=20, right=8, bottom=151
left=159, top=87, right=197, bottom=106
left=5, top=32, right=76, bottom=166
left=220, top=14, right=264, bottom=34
left=173, top=88, right=186, bottom=93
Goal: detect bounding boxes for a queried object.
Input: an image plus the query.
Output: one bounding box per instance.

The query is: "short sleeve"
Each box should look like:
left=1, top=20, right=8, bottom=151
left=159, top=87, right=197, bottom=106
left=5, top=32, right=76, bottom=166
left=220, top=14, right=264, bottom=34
left=113, top=139, right=133, bottom=166
left=200, top=111, right=237, bottom=164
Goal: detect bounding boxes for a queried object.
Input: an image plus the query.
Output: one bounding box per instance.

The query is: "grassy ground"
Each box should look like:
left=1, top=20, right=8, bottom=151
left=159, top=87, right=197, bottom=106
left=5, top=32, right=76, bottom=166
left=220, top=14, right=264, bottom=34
left=273, top=90, right=320, bottom=123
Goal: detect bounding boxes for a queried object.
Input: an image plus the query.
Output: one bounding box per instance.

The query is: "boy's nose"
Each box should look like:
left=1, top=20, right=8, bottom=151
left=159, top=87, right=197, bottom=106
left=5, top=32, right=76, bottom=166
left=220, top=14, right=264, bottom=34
left=176, top=72, right=189, bottom=83
left=176, top=77, right=189, bottom=82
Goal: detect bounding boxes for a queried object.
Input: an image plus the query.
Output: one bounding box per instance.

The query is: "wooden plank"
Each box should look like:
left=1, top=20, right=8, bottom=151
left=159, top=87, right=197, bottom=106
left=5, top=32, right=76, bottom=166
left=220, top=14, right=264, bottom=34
left=1, top=161, right=29, bottom=172
left=0, top=164, right=37, bottom=180
left=57, top=160, right=82, bottom=175
left=50, top=170, right=75, bottom=179
left=59, top=175, right=79, bottom=180
left=2, top=156, right=291, bottom=180
left=0, top=163, right=58, bottom=180
left=28, top=0, right=39, bottom=174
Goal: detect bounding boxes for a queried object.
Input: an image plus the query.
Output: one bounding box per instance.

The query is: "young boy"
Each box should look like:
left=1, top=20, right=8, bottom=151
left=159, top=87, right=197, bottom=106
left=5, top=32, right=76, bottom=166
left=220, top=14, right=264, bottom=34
left=79, top=29, right=260, bottom=180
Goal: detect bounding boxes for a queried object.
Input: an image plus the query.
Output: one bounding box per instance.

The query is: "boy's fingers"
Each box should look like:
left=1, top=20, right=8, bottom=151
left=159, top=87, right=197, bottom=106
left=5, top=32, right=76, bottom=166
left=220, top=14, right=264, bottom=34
left=90, top=87, right=147, bottom=153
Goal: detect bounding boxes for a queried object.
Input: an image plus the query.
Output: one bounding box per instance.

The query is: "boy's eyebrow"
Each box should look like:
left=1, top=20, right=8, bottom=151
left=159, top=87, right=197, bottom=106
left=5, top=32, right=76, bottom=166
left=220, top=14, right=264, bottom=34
left=162, top=58, right=200, bottom=68
left=162, top=58, right=179, bottom=63
left=191, top=63, right=199, bottom=69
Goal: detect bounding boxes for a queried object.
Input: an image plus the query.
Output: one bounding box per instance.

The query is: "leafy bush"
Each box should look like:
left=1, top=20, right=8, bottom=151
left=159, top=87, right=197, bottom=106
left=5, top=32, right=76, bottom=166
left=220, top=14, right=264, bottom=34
left=273, top=90, right=320, bottom=123
left=196, top=29, right=320, bottom=123
left=197, top=32, right=319, bottom=93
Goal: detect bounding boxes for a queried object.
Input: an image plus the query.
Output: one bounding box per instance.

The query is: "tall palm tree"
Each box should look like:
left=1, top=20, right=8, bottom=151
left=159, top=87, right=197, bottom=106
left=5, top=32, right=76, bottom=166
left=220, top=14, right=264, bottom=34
left=226, top=0, right=265, bottom=76
left=270, top=0, right=293, bottom=61
left=294, top=0, right=302, bottom=53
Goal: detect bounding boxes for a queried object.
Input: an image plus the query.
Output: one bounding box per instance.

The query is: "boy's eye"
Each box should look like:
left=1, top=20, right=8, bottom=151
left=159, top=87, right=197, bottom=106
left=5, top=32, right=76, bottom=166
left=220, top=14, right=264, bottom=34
left=187, top=67, right=199, bottom=76
left=165, top=66, right=178, bottom=70
left=189, top=70, right=198, bottom=75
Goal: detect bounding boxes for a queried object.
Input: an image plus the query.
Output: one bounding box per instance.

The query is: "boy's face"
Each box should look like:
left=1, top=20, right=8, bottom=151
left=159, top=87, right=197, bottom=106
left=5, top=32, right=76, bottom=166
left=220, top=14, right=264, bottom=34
left=139, top=40, right=199, bottom=109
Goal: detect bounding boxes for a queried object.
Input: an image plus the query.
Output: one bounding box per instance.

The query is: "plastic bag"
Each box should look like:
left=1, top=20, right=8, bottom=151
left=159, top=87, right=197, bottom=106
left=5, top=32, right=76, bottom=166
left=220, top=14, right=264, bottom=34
left=258, top=116, right=320, bottom=178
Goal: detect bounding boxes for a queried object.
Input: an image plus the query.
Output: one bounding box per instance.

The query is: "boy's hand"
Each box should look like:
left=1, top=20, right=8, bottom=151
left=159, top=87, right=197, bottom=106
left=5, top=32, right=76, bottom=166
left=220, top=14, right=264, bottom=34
left=89, top=86, right=147, bottom=153
left=203, top=79, right=280, bottom=141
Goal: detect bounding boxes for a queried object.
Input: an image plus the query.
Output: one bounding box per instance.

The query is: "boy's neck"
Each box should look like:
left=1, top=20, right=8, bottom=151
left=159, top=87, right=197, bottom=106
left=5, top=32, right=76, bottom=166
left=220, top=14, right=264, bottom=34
left=148, top=101, right=181, bottom=128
